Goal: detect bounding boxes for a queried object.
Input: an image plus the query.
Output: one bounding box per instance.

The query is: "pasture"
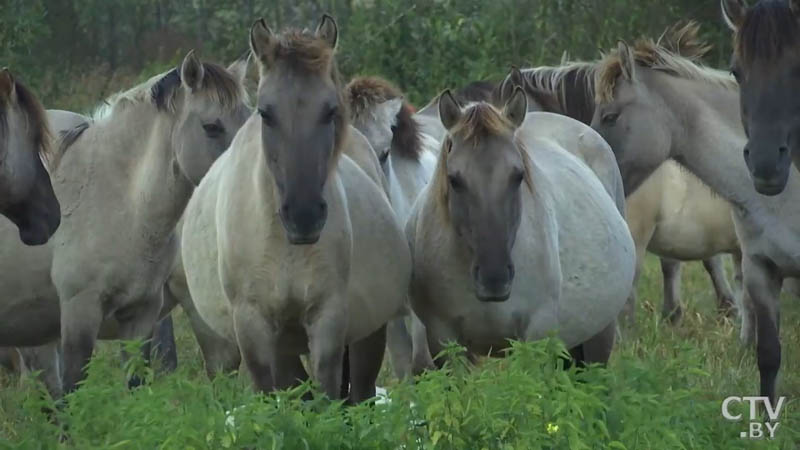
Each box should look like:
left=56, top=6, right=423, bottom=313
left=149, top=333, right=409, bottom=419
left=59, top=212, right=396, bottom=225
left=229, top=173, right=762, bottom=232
left=3, top=1, right=800, bottom=449
left=1, top=256, right=797, bottom=449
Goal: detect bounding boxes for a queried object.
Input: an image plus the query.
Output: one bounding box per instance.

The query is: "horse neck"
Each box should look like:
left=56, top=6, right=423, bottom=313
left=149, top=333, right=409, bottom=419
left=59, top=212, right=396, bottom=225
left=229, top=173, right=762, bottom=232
left=109, top=105, right=194, bottom=237
left=654, top=72, right=763, bottom=212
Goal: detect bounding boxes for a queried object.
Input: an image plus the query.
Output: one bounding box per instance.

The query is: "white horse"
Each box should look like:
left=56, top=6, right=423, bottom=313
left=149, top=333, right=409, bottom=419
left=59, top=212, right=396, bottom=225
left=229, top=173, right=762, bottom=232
left=0, top=52, right=252, bottom=395
left=407, top=89, right=635, bottom=364
left=181, top=16, right=410, bottom=402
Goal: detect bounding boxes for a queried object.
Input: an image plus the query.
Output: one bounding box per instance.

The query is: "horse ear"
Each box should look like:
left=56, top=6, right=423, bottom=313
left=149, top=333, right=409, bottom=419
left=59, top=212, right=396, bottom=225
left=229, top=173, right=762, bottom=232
left=438, top=90, right=462, bottom=131
left=250, top=18, right=277, bottom=67
left=617, top=41, right=637, bottom=82
left=0, top=68, right=15, bottom=104
left=493, top=68, right=519, bottom=107
left=315, top=14, right=339, bottom=50
left=180, top=50, right=205, bottom=92
left=503, top=86, right=528, bottom=129
left=721, top=0, right=746, bottom=31
left=227, top=51, right=251, bottom=84
left=381, top=97, right=404, bottom=120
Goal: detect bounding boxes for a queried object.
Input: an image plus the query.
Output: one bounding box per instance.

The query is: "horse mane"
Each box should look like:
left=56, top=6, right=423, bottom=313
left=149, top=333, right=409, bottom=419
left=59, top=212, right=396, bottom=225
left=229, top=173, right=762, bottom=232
left=345, top=76, right=422, bottom=160
left=0, top=78, right=53, bottom=167
left=432, top=102, right=534, bottom=222
left=735, top=0, right=800, bottom=66
left=92, top=61, right=245, bottom=120
left=521, top=62, right=598, bottom=124
left=595, top=21, right=737, bottom=103
left=453, top=80, right=496, bottom=103
left=54, top=121, right=90, bottom=166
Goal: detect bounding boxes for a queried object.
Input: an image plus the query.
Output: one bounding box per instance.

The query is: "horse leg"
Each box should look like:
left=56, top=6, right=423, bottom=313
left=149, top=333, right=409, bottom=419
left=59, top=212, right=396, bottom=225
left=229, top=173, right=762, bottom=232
left=732, top=250, right=744, bottom=291
left=232, top=303, right=275, bottom=392
left=167, top=281, right=240, bottom=378
left=60, top=290, right=103, bottom=394
left=0, top=347, right=20, bottom=372
left=743, top=255, right=782, bottom=403
left=424, top=318, right=459, bottom=370
left=149, top=315, right=177, bottom=374
left=349, top=324, right=387, bottom=404
left=573, top=319, right=616, bottom=366
left=739, top=288, right=757, bottom=346
left=306, top=303, right=346, bottom=400
left=660, top=258, right=683, bottom=324
left=17, top=341, right=63, bottom=399
left=116, top=298, right=163, bottom=389
left=385, top=315, right=413, bottom=380
left=410, top=311, right=435, bottom=375
left=702, top=256, right=736, bottom=316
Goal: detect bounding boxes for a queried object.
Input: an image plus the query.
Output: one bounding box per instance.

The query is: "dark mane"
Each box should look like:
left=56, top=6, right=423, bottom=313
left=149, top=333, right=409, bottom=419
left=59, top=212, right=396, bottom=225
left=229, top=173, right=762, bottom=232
left=521, top=63, right=597, bottom=125
left=0, top=77, right=52, bottom=164
left=345, top=76, right=422, bottom=160
left=453, top=80, right=496, bottom=103
left=56, top=122, right=90, bottom=161
left=736, top=0, right=800, bottom=66
left=151, top=62, right=245, bottom=112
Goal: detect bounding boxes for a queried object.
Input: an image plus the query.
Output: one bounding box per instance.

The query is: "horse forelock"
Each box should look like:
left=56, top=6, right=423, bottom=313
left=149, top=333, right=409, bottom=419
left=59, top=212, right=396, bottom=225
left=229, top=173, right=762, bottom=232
left=1, top=80, right=53, bottom=167
left=433, top=103, right=534, bottom=223
left=595, top=21, right=735, bottom=103
left=345, top=76, right=422, bottom=161
left=735, top=0, right=800, bottom=67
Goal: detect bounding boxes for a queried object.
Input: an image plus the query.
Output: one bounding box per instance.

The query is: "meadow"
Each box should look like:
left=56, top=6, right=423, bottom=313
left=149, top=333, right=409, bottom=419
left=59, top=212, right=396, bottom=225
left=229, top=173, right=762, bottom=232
left=0, top=255, right=797, bottom=449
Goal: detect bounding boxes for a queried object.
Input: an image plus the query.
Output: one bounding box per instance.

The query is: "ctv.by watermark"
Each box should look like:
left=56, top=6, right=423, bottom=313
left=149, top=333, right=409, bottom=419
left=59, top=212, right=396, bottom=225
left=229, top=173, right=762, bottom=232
left=722, top=396, right=787, bottom=439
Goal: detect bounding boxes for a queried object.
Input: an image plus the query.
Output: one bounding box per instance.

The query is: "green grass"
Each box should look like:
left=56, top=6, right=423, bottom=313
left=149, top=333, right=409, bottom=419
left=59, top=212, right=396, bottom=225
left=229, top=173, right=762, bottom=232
left=0, top=255, right=798, bottom=449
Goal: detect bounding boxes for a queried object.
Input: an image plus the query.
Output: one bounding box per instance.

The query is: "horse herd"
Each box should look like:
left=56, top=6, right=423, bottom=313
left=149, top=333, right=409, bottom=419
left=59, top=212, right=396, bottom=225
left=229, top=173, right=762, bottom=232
left=0, top=0, right=796, bottom=410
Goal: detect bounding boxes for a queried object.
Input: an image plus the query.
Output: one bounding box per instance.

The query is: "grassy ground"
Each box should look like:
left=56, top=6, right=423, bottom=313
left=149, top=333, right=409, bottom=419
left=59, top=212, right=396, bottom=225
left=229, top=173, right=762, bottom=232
left=0, top=255, right=798, bottom=449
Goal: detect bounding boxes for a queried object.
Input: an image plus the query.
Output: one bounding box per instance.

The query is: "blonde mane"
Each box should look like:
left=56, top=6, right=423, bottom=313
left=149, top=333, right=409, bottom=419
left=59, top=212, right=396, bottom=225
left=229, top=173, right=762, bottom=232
left=595, top=21, right=737, bottom=103
left=432, top=102, right=534, bottom=222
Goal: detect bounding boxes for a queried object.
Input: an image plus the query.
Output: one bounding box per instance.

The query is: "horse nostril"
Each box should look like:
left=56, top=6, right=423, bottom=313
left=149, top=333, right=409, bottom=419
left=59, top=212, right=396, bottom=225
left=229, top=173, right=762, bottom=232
left=280, top=204, right=290, bottom=216
left=319, top=201, right=327, bottom=215
left=743, top=148, right=750, bottom=158
left=472, top=265, right=480, bottom=281
left=780, top=146, right=789, bottom=156
left=507, top=264, right=515, bottom=280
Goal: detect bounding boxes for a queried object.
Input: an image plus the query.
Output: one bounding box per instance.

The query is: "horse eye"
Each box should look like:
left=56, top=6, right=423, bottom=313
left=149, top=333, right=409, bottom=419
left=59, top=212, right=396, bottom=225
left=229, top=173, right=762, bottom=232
left=602, top=112, right=620, bottom=125
left=326, top=106, right=339, bottom=124
left=379, top=149, right=390, bottom=165
left=258, top=107, right=275, bottom=127
left=730, top=67, right=742, bottom=82
left=448, top=174, right=464, bottom=191
left=202, top=122, right=225, bottom=138
left=511, top=170, right=524, bottom=187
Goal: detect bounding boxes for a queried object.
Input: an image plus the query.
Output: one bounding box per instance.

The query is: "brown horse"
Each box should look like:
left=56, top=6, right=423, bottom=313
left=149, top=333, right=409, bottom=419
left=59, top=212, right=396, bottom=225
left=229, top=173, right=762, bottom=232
left=722, top=0, right=800, bottom=195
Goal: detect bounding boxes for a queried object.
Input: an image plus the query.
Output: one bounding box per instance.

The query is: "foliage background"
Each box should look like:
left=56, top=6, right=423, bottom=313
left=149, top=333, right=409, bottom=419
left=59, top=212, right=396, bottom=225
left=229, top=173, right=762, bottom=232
left=3, top=0, right=734, bottom=112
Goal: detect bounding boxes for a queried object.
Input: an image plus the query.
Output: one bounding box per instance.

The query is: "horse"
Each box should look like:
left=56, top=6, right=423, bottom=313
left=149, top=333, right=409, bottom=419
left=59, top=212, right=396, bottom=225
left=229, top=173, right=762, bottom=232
left=12, top=50, right=250, bottom=394
left=588, top=25, right=800, bottom=402
left=722, top=0, right=800, bottom=195
left=345, top=76, right=440, bottom=377
left=406, top=88, right=635, bottom=366
left=0, top=69, right=60, bottom=245
left=504, top=42, right=740, bottom=322
left=181, top=16, right=411, bottom=402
